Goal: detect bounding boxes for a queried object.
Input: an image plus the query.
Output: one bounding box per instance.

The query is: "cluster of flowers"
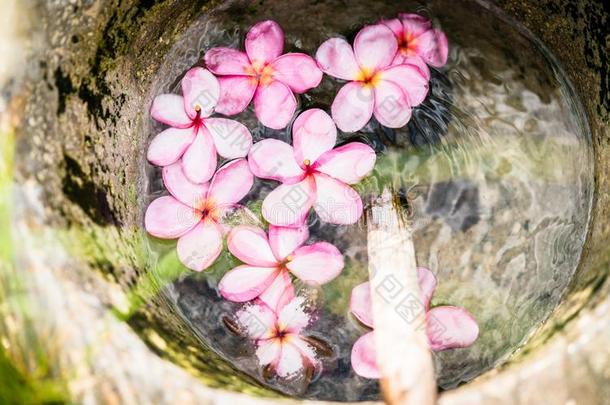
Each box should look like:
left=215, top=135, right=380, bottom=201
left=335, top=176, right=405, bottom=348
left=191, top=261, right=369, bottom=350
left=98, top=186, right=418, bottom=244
left=144, top=14, right=476, bottom=381
left=349, top=267, right=479, bottom=378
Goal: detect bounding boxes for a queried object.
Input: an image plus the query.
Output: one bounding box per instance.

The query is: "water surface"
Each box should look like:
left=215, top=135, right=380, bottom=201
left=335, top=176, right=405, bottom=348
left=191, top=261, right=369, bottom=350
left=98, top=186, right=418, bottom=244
left=143, top=0, right=593, bottom=400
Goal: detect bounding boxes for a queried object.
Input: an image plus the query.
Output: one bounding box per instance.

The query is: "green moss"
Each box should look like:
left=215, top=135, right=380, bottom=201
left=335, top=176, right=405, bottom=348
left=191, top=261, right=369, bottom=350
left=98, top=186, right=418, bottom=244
left=0, top=130, right=14, bottom=261
left=0, top=130, right=68, bottom=403
left=0, top=347, right=67, bottom=405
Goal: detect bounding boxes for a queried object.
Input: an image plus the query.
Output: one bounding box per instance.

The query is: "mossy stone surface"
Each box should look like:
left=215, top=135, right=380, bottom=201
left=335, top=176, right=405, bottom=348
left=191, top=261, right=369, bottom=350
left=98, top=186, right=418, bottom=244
left=2, top=0, right=610, bottom=403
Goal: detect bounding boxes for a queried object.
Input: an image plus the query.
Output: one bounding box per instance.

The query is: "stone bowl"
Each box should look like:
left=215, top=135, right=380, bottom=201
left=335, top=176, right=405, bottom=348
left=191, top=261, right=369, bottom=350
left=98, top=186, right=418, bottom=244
left=0, top=0, right=608, bottom=404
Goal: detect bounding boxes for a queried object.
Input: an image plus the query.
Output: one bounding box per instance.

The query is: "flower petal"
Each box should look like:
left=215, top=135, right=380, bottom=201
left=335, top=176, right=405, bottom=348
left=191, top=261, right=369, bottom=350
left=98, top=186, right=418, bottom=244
left=313, top=173, right=363, bottom=225
left=349, top=282, right=373, bottom=328
left=256, top=339, right=282, bottom=365
left=268, top=224, right=309, bottom=261
left=271, top=53, right=323, bottom=94
left=276, top=280, right=297, bottom=313
left=416, top=28, right=449, bottom=67
left=204, top=118, right=252, bottom=159
left=245, top=20, right=284, bottom=65
left=176, top=220, right=223, bottom=271
left=353, top=24, right=397, bottom=72
left=392, top=54, right=431, bottom=80
left=380, top=64, right=429, bottom=106
left=259, top=270, right=294, bottom=312
left=204, top=47, right=252, bottom=76
left=181, top=67, right=219, bottom=119
left=287, top=242, right=344, bottom=285
left=278, top=296, right=310, bottom=334
left=219, top=265, right=279, bottom=302
left=315, top=37, right=360, bottom=81
left=248, top=139, right=304, bottom=183
left=147, top=127, right=196, bottom=166
left=292, top=108, right=337, bottom=167
left=182, top=127, right=217, bottom=184
left=351, top=332, right=380, bottom=379
left=208, top=158, right=254, bottom=208
left=380, top=18, right=404, bottom=38
left=262, top=177, right=316, bottom=227
left=331, top=82, right=374, bottom=132
left=398, top=13, right=433, bottom=37
left=314, top=142, right=376, bottom=185
left=275, top=342, right=304, bottom=378
left=237, top=302, right=277, bottom=339
left=427, top=306, right=479, bottom=351
left=215, top=76, right=257, bottom=116
left=349, top=270, right=436, bottom=328
left=288, top=336, right=318, bottom=367
left=254, top=80, right=297, bottom=130
left=227, top=225, right=277, bottom=267
left=417, top=267, right=437, bottom=310
left=144, top=196, right=202, bottom=239
left=373, top=79, right=412, bottom=128
left=162, top=162, right=208, bottom=209
left=150, top=94, right=192, bottom=128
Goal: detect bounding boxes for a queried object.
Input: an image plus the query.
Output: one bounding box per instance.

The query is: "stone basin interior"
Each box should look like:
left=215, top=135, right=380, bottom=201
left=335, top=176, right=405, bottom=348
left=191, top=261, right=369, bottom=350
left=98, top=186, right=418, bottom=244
left=1, top=0, right=609, bottom=404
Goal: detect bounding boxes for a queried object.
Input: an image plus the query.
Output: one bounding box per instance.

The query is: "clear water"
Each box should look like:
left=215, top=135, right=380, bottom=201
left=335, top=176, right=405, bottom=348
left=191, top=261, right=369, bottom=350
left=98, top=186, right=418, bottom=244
left=143, top=0, right=593, bottom=401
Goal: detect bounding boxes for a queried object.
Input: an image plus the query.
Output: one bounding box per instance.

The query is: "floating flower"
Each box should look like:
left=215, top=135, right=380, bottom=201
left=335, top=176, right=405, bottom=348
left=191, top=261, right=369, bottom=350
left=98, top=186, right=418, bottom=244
left=316, top=24, right=429, bottom=132
left=204, top=20, right=323, bottom=129
left=349, top=267, right=479, bottom=378
left=382, top=13, right=448, bottom=72
left=219, top=223, right=344, bottom=309
left=144, top=159, right=253, bottom=271
left=248, top=108, right=376, bottom=226
left=148, top=67, right=253, bottom=184
left=236, top=296, right=322, bottom=378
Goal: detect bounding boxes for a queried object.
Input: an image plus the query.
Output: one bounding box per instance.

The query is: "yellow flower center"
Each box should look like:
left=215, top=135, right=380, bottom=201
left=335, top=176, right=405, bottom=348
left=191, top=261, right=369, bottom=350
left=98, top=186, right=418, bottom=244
left=355, top=67, right=381, bottom=88
left=246, top=60, right=275, bottom=86
left=197, top=199, right=220, bottom=221
left=303, top=159, right=311, bottom=167
left=272, top=324, right=290, bottom=342
left=398, top=33, right=418, bottom=56
left=277, top=255, right=293, bottom=272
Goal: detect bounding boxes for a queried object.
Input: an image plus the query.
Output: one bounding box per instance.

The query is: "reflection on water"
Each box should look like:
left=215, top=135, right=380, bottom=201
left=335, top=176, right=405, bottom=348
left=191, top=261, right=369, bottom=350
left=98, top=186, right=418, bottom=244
left=145, top=0, right=593, bottom=401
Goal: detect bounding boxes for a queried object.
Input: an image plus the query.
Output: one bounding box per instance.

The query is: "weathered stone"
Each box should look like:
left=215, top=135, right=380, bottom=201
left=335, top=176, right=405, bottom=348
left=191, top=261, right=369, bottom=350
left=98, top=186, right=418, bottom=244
left=1, top=0, right=609, bottom=403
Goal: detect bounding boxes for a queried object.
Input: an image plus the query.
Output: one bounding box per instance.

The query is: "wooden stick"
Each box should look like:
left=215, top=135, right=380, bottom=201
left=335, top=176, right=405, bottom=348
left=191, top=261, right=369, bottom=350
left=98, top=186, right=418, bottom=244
left=366, top=187, right=437, bottom=405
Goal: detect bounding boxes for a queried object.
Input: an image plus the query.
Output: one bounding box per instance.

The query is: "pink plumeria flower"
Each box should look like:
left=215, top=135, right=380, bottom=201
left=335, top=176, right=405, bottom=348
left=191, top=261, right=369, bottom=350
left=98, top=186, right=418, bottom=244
left=204, top=20, right=323, bottom=130
left=144, top=159, right=253, bottom=271
left=316, top=24, right=429, bottom=132
left=349, top=267, right=479, bottom=378
left=148, top=67, right=253, bottom=184
left=236, top=296, right=319, bottom=379
left=382, top=13, right=449, bottom=75
left=248, top=109, right=376, bottom=226
left=219, top=223, right=344, bottom=309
